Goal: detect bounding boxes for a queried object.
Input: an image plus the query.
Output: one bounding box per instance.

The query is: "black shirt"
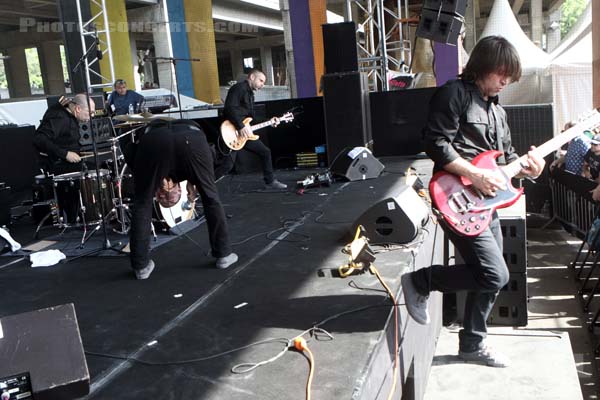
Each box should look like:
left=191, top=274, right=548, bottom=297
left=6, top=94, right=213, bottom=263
left=423, top=79, right=518, bottom=172
left=33, top=103, right=81, bottom=161
left=584, top=149, right=600, bottom=180
left=223, top=80, right=255, bottom=130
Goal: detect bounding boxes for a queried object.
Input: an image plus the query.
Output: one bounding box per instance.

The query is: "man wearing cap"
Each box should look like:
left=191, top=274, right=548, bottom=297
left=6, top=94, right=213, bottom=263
left=126, top=119, right=238, bottom=280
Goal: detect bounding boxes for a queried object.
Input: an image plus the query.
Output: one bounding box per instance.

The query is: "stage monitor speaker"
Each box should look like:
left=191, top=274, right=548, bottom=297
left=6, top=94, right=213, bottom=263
left=323, top=72, right=371, bottom=165
left=0, top=304, right=90, bottom=400
left=330, top=147, right=384, bottom=181
left=416, top=8, right=463, bottom=45
left=322, top=22, right=359, bottom=73
left=422, top=0, right=467, bottom=17
left=353, top=185, right=430, bottom=244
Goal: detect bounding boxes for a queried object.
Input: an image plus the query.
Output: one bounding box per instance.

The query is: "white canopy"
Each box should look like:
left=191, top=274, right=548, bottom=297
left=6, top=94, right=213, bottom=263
left=479, top=0, right=552, bottom=105
left=547, top=3, right=593, bottom=132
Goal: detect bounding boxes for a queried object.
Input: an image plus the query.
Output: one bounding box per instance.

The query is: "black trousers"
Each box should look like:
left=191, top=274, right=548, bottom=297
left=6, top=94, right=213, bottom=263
left=411, top=215, right=509, bottom=352
left=129, top=128, right=232, bottom=271
left=215, top=138, right=274, bottom=184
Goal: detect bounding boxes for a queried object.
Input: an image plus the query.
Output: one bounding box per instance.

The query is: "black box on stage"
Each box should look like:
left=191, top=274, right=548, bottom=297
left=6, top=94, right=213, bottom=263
left=330, top=147, right=384, bottom=181
left=322, top=72, right=371, bottom=165
left=456, top=273, right=528, bottom=326
left=0, top=184, right=10, bottom=226
left=353, top=185, right=430, bottom=244
left=422, top=0, right=468, bottom=17
left=0, top=304, right=90, bottom=399
left=322, top=22, right=358, bottom=73
left=416, top=8, right=464, bottom=45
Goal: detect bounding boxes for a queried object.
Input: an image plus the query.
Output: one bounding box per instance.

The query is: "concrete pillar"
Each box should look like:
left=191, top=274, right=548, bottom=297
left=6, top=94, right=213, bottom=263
left=594, top=0, right=600, bottom=108
left=38, top=42, right=64, bottom=95
left=5, top=47, right=31, bottom=98
left=280, top=0, right=326, bottom=98
left=530, top=0, right=543, bottom=47
left=546, top=8, right=561, bottom=53
left=262, top=46, right=274, bottom=85
left=184, top=0, right=220, bottom=103
left=230, top=48, right=244, bottom=82
left=92, top=0, right=135, bottom=91
left=463, top=0, right=476, bottom=52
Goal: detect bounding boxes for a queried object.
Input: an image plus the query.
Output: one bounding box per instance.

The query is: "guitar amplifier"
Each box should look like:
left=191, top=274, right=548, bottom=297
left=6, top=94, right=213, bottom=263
left=0, top=372, right=33, bottom=400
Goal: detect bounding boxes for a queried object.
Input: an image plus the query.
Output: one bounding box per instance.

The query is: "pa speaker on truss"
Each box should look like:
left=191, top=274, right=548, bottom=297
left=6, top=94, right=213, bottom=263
left=416, top=0, right=466, bottom=45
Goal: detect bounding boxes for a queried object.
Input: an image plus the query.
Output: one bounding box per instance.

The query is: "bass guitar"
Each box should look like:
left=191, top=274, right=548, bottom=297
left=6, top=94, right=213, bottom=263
left=430, top=110, right=600, bottom=237
left=220, top=112, right=294, bottom=151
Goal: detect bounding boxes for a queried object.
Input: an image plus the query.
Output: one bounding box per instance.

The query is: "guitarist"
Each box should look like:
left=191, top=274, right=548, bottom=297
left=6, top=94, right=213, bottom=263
left=400, top=36, right=545, bottom=367
left=220, top=68, right=287, bottom=189
left=125, top=119, right=238, bottom=280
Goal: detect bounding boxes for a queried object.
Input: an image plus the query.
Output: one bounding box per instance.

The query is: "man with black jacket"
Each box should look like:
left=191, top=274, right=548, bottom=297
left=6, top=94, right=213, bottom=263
left=34, top=94, right=95, bottom=175
left=220, top=69, right=287, bottom=189
left=126, top=119, right=238, bottom=280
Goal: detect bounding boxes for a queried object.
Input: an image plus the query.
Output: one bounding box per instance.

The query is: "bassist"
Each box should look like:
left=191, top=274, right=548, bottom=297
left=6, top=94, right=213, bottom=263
left=220, top=68, right=287, bottom=189
left=400, top=36, right=544, bottom=368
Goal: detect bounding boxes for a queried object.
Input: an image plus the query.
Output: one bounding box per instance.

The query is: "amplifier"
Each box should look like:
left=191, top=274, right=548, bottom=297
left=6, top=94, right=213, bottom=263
left=0, top=372, right=33, bottom=400
left=142, top=94, right=177, bottom=114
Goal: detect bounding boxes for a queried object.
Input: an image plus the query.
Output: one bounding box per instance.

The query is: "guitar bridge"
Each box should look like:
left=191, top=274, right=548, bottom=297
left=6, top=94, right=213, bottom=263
left=448, top=190, right=476, bottom=214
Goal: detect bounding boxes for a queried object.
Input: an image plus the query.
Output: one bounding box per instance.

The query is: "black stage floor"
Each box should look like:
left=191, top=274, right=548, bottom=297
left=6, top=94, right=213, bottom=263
left=0, top=156, right=444, bottom=400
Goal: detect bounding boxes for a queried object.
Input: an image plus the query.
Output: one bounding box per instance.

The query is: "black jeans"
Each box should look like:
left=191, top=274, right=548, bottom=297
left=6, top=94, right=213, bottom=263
left=411, top=215, right=509, bottom=352
left=129, top=130, right=232, bottom=271
left=215, top=139, right=274, bottom=184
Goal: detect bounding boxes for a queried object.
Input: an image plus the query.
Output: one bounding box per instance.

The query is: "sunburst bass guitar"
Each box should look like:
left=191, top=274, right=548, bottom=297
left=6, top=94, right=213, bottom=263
left=220, top=112, right=294, bottom=151
left=429, top=110, right=600, bottom=237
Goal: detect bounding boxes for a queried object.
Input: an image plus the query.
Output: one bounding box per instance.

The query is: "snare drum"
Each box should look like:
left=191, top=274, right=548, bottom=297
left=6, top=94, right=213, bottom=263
left=53, top=170, right=113, bottom=224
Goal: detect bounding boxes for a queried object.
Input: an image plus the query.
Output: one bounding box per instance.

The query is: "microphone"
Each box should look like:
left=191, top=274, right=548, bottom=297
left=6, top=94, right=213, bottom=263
left=91, top=23, right=103, bottom=60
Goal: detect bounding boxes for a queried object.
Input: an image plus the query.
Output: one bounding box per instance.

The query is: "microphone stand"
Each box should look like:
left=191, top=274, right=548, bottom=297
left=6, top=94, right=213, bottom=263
left=144, top=56, right=200, bottom=120
left=68, top=33, right=123, bottom=261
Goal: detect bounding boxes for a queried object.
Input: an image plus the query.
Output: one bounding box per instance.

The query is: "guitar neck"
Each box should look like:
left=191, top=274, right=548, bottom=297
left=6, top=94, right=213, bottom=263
left=502, top=127, right=584, bottom=178
left=249, top=120, right=273, bottom=133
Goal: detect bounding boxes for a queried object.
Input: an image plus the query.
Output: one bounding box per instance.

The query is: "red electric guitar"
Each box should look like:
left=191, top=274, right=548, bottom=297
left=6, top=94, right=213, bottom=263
left=430, top=110, right=600, bottom=237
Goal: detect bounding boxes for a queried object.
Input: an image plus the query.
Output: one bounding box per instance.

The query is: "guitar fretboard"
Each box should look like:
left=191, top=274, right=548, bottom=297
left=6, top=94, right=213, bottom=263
left=503, top=112, right=600, bottom=178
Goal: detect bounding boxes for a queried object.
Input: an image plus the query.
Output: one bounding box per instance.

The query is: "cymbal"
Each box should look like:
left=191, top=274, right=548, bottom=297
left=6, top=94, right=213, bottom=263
left=113, top=112, right=175, bottom=123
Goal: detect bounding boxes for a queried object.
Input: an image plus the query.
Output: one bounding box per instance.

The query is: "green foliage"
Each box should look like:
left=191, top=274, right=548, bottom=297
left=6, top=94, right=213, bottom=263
left=0, top=55, right=6, bottom=89
left=25, top=47, right=44, bottom=90
left=560, top=0, right=589, bottom=37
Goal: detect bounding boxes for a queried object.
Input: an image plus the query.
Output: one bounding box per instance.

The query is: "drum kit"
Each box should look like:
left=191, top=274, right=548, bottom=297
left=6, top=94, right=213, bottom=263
left=32, top=113, right=194, bottom=245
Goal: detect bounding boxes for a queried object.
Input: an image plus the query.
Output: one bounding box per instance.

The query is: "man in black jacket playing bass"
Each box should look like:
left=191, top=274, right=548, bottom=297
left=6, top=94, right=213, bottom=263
left=220, top=69, right=286, bottom=189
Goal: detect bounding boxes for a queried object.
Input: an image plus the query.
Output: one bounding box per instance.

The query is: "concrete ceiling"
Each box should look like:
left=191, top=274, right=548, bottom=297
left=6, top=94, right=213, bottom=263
left=0, top=0, right=566, bottom=39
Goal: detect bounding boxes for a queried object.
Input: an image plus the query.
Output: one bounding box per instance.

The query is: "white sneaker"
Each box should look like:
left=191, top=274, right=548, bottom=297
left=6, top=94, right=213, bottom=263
left=135, top=260, right=155, bottom=280
left=459, top=345, right=510, bottom=368
left=265, top=179, right=287, bottom=189
left=216, top=253, right=238, bottom=269
left=401, top=273, right=431, bottom=325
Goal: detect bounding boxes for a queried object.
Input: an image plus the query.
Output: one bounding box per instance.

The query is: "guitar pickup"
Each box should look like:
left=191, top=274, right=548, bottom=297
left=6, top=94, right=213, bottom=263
left=448, top=190, right=475, bottom=214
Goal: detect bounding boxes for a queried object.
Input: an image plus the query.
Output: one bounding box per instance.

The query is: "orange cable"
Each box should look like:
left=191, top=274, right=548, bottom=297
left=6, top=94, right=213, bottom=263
left=294, top=337, right=315, bottom=400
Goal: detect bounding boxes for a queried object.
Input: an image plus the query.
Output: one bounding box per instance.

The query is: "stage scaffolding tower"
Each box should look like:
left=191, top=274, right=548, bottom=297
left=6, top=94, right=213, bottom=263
left=75, top=0, right=116, bottom=91
left=345, top=0, right=413, bottom=92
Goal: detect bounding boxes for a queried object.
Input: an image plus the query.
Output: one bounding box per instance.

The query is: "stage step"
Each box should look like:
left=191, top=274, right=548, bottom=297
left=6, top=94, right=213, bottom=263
left=424, top=327, right=583, bottom=400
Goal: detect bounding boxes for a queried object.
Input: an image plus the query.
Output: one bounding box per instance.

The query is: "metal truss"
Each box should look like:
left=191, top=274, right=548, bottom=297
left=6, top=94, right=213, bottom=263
left=345, top=0, right=412, bottom=91
left=75, top=0, right=115, bottom=91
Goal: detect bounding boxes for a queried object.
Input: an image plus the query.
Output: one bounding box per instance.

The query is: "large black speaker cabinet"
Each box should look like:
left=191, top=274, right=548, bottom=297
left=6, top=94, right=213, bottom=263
left=0, top=304, right=90, bottom=400
left=353, top=185, right=430, bottom=244
left=422, top=0, right=467, bottom=17
left=323, top=72, right=371, bottom=165
left=322, top=22, right=358, bottom=73
left=330, top=147, right=384, bottom=181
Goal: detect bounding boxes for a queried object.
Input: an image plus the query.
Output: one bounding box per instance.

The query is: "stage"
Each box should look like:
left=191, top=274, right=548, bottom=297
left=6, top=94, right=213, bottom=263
left=0, top=156, right=445, bottom=400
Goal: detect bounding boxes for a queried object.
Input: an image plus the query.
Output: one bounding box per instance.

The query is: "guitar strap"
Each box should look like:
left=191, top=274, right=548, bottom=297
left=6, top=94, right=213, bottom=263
left=490, top=102, right=507, bottom=165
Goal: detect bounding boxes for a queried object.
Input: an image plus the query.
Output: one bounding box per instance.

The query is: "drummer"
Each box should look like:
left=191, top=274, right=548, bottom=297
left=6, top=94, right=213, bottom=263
left=34, top=94, right=95, bottom=175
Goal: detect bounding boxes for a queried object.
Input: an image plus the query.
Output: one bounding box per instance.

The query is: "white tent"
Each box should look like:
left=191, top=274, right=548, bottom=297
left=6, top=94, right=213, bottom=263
left=479, top=0, right=552, bottom=105
left=547, top=3, right=592, bottom=132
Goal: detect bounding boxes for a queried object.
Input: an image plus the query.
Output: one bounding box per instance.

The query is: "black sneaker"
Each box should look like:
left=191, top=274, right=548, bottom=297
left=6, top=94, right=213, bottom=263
left=401, top=273, right=431, bottom=324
